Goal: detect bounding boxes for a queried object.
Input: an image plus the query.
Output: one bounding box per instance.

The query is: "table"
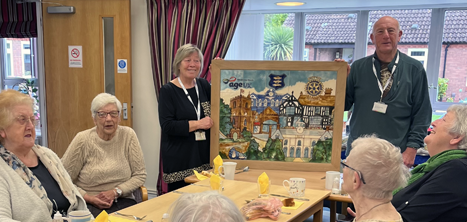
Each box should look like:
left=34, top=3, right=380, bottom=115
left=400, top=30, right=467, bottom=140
left=116, top=179, right=330, bottom=222
left=186, top=169, right=353, bottom=222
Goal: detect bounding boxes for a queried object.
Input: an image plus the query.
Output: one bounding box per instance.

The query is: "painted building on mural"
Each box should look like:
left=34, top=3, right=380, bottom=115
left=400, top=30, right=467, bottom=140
left=250, top=88, right=290, bottom=114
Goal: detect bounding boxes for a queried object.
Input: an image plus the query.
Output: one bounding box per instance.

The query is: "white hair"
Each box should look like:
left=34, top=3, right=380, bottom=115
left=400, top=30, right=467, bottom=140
left=349, top=135, right=410, bottom=200
left=447, top=104, right=467, bottom=150
left=168, top=191, right=244, bottom=222
left=90, top=93, right=122, bottom=118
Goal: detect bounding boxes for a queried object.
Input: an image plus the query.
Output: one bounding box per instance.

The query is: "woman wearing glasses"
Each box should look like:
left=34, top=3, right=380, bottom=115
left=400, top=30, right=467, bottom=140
left=392, top=104, right=467, bottom=222
left=0, top=90, right=89, bottom=221
left=62, top=93, right=146, bottom=216
left=342, top=135, right=410, bottom=222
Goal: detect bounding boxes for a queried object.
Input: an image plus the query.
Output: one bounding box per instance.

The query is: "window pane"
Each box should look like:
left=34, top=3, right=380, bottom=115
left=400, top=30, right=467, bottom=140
left=437, top=10, right=467, bottom=104
left=300, top=13, right=358, bottom=62
left=23, top=44, right=30, bottom=49
left=264, top=13, right=294, bottom=61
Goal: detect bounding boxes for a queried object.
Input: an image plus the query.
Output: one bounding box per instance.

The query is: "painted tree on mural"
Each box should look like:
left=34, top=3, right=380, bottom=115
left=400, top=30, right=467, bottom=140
left=310, top=138, right=333, bottom=163
left=245, top=139, right=261, bottom=160
left=263, top=138, right=285, bottom=161
left=219, top=98, right=233, bottom=136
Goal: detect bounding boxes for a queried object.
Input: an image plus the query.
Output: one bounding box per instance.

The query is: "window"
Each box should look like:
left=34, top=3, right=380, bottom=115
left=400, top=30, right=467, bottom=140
left=302, top=13, right=357, bottom=62
left=264, top=13, right=295, bottom=61
left=1, top=37, right=42, bottom=145
left=436, top=10, right=467, bottom=104
left=408, top=48, right=428, bottom=70
left=5, top=40, right=13, bottom=77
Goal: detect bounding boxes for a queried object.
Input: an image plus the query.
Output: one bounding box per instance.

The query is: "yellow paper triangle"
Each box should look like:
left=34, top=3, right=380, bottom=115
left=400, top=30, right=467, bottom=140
left=213, top=155, right=223, bottom=175
left=258, top=172, right=270, bottom=194
left=193, top=170, right=208, bottom=180
left=94, top=210, right=108, bottom=222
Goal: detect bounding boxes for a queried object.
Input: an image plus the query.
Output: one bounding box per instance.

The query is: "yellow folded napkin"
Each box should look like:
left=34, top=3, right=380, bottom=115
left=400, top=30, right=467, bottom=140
left=282, top=200, right=304, bottom=210
left=108, top=215, right=138, bottom=222
left=210, top=174, right=222, bottom=191
left=213, top=155, right=223, bottom=175
left=193, top=170, right=208, bottom=180
left=94, top=210, right=108, bottom=222
left=258, top=172, right=270, bottom=194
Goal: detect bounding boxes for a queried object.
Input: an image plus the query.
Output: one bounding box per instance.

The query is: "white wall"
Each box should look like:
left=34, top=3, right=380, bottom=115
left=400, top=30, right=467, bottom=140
left=131, top=0, right=160, bottom=192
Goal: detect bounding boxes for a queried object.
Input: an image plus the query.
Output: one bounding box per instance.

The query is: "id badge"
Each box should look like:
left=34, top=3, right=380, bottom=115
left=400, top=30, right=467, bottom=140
left=195, top=131, right=206, bottom=141
left=372, top=102, right=388, bottom=114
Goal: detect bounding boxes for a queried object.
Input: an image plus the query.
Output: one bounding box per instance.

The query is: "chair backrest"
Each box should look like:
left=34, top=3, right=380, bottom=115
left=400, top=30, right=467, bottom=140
left=133, top=186, right=148, bottom=203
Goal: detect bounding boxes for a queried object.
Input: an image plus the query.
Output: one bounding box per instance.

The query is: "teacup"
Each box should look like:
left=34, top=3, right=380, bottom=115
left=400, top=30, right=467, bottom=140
left=283, top=178, right=306, bottom=197
left=218, top=162, right=237, bottom=180
left=64, top=210, right=92, bottom=222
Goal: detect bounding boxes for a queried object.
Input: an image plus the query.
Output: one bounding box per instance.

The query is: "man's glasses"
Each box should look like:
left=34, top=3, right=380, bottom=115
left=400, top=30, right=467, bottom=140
left=16, top=115, right=37, bottom=126
left=96, top=111, right=119, bottom=118
left=341, top=160, right=366, bottom=184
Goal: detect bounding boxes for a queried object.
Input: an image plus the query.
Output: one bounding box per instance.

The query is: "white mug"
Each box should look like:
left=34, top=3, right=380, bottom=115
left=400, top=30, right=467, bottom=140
left=325, top=171, right=341, bottom=190
left=218, top=162, right=237, bottom=180
left=64, top=210, right=92, bottom=222
left=283, top=178, right=306, bottom=197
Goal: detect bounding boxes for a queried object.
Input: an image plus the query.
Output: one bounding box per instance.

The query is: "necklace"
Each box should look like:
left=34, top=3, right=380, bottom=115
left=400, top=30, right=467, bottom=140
left=355, top=201, right=391, bottom=221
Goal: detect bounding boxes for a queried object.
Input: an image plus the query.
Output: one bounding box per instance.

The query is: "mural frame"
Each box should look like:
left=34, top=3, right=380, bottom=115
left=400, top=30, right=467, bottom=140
left=210, top=60, right=347, bottom=172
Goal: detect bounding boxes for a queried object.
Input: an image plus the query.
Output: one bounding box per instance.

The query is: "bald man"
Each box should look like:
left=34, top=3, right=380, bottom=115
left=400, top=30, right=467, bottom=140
left=344, top=16, right=432, bottom=168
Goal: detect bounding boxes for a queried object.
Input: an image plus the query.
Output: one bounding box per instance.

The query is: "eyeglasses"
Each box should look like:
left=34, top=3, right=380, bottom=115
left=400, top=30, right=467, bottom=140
left=96, top=111, right=119, bottom=118
left=341, top=160, right=366, bottom=184
left=15, top=115, right=37, bottom=126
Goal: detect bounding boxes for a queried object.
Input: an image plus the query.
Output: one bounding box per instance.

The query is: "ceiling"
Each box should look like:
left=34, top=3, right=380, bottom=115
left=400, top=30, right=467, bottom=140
left=242, top=0, right=467, bottom=13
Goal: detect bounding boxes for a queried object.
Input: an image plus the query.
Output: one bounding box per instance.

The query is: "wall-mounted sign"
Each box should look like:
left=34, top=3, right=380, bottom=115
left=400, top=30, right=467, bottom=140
left=68, top=45, right=82, bottom=68
left=117, top=59, right=128, bottom=73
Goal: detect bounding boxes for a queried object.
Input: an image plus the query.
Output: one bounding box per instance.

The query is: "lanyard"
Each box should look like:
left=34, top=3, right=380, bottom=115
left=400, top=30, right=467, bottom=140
left=178, top=77, right=200, bottom=121
left=372, top=52, right=399, bottom=102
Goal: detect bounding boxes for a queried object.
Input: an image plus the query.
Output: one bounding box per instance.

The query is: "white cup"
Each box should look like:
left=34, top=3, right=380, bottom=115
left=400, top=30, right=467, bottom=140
left=218, top=162, right=237, bottom=180
left=64, top=210, right=92, bottom=222
left=325, top=171, right=341, bottom=190
left=283, top=178, right=306, bottom=197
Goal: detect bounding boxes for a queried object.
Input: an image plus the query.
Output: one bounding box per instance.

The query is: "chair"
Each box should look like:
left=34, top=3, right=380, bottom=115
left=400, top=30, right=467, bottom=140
left=133, top=186, right=148, bottom=203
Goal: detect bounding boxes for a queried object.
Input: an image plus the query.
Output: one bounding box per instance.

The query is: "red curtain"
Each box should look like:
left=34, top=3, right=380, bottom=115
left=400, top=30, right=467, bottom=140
left=0, top=0, right=37, bottom=38
left=146, top=0, right=245, bottom=195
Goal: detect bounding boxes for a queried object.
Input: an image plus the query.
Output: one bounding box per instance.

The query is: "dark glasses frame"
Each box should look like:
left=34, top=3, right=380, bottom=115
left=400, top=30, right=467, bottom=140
left=341, top=160, right=366, bottom=184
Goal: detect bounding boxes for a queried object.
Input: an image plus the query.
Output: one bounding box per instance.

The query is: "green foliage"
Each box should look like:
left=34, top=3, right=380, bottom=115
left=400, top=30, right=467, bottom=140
left=219, top=152, right=228, bottom=159
left=219, top=98, right=233, bottom=136
left=245, top=139, right=262, bottom=160
left=437, top=78, right=449, bottom=101
left=264, top=26, right=294, bottom=60
left=241, top=128, right=252, bottom=141
left=310, top=138, right=333, bottom=163
left=264, top=14, right=288, bottom=27
left=446, top=97, right=454, bottom=102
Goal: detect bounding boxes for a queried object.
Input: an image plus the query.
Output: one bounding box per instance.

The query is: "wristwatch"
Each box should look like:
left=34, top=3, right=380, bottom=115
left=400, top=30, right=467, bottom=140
left=114, top=187, right=122, bottom=201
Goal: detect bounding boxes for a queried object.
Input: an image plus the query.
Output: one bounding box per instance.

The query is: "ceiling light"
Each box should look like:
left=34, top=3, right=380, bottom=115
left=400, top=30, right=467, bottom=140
left=276, top=2, right=305, bottom=6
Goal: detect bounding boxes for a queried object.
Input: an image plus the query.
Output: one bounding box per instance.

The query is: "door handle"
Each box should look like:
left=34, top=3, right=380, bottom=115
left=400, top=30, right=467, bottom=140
left=123, top=103, right=128, bottom=120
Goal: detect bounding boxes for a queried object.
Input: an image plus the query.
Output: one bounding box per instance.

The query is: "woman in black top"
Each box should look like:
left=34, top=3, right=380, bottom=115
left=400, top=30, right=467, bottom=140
left=158, top=44, right=213, bottom=191
left=391, top=104, right=467, bottom=222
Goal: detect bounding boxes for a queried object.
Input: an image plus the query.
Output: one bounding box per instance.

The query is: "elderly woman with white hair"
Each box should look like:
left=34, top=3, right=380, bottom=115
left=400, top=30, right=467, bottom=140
left=391, top=104, right=467, bottom=222
left=159, top=44, right=213, bottom=191
left=167, top=191, right=244, bottom=222
left=0, top=90, right=89, bottom=221
left=61, top=93, right=147, bottom=216
left=342, top=135, right=410, bottom=222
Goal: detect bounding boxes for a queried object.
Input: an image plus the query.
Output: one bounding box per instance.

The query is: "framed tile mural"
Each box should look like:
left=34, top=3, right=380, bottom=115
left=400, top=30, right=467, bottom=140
left=210, top=60, right=347, bottom=172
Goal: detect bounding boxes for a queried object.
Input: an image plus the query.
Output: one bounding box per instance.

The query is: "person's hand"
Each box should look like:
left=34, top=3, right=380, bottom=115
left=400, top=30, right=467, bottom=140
left=402, top=147, right=417, bottom=168
left=96, top=190, right=116, bottom=205
left=209, top=57, right=224, bottom=70
left=347, top=207, right=356, bottom=217
left=84, top=194, right=112, bottom=209
left=334, top=59, right=350, bottom=77
left=197, top=116, right=214, bottom=130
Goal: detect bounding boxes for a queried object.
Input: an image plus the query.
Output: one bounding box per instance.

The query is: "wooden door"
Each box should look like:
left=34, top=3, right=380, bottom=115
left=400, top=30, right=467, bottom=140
left=42, top=0, right=132, bottom=156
